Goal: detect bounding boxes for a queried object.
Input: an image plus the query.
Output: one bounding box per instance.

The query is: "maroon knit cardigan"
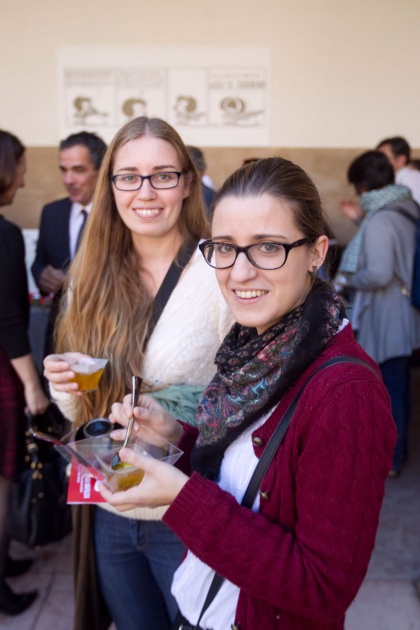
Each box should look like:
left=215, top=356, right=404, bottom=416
left=164, top=325, right=396, bottom=629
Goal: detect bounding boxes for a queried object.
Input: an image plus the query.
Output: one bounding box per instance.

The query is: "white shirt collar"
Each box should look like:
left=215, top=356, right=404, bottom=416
left=72, top=201, right=93, bottom=215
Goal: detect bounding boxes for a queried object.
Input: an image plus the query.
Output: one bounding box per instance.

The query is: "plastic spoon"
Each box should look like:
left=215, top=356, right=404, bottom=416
left=111, top=375, right=142, bottom=469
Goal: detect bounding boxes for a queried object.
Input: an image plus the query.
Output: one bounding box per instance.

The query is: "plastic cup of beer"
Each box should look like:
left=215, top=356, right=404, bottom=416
left=95, top=426, right=184, bottom=492
left=59, top=353, right=108, bottom=392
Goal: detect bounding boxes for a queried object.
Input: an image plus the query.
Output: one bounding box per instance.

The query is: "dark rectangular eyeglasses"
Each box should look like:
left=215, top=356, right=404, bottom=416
left=199, top=238, right=310, bottom=270
left=111, top=172, right=184, bottom=191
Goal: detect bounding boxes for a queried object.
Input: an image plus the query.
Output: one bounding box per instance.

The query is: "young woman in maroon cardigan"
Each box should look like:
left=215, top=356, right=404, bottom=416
left=101, top=157, right=396, bottom=630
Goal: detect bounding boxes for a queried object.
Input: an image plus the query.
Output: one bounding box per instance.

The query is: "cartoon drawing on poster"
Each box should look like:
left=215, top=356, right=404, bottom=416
left=63, top=68, right=115, bottom=128
left=122, top=98, right=148, bottom=122
left=173, top=96, right=206, bottom=124
left=73, top=96, right=108, bottom=124
left=209, top=68, right=266, bottom=127
left=169, top=68, right=208, bottom=127
left=219, top=96, right=264, bottom=125
left=116, top=68, right=167, bottom=126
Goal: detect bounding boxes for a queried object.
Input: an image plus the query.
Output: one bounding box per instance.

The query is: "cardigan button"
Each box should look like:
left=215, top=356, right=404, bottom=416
left=259, top=490, right=270, bottom=500
left=252, top=436, right=264, bottom=447
left=231, top=625, right=241, bottom=630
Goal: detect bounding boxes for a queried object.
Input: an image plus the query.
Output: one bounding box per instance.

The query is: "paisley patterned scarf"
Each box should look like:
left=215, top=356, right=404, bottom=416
left=191, top=281, right=345, bottom=480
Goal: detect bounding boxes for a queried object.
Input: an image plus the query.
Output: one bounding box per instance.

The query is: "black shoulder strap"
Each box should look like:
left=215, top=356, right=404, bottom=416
left=383, top=205, right=420, bottom=225
left=241, top=355, right=377, bottom=506
left=145, top=240, right=198, bottom=347
left=194, top=355, right=378, bottom=628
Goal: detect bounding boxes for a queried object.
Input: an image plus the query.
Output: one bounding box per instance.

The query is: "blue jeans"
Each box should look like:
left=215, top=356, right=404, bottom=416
left=379, top=356, right=411, bottom=471
left=94, top=508, right=185, bottom=630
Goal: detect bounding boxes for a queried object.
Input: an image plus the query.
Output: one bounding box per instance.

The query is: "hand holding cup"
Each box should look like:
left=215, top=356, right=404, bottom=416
left=44, top=352, right=107, bottom=394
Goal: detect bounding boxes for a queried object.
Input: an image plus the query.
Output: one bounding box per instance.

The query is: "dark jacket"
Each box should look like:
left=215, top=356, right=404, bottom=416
left=31, top=197, right=72, bottom=292
left=0, top=216, right=30, bottom=359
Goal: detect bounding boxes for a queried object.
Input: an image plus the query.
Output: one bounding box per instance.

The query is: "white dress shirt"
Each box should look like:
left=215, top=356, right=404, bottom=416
left=396, top=166, right=420, bottom=206
left=172, top=414, right=268, bottom=630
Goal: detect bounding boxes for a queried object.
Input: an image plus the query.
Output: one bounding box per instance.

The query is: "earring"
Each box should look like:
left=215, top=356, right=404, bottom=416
left=309, top=265, right=317, bottom=278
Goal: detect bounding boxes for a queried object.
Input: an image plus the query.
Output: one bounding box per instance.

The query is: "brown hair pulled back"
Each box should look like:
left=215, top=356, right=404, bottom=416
left=214, top=157, right=331, bottom=239
left=213, top=156, right=334, bottom=274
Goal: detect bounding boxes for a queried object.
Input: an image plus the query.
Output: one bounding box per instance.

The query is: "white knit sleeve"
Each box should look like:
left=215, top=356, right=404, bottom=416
left=49, top=384, right=78, bottom=422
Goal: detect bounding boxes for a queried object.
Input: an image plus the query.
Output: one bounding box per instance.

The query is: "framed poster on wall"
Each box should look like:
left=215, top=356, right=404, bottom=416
left=58, top=47, right=271, bottom=146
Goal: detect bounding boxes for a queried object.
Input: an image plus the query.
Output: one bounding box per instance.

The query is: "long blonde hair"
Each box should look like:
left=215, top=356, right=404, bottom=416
left=55, top=117, right=209, bottom=424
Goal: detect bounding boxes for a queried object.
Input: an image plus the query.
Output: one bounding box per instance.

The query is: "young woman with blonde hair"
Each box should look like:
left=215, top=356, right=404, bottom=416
left=44, top=117, right=233, bottom=630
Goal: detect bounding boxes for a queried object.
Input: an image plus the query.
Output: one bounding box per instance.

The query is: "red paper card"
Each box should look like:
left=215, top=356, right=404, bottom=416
left=67, top=464, right=105, bottom=504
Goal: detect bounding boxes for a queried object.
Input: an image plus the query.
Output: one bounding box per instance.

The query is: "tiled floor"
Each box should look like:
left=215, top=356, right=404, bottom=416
left=1, top=369, right=420, bottom=630
left=1, top=535, right=74, bottom=630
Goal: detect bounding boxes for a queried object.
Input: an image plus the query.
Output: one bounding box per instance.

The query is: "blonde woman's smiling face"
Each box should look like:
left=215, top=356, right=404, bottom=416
left=211, top=193, right=328, bottom=334
left=112, top=135, right=191, bottom=245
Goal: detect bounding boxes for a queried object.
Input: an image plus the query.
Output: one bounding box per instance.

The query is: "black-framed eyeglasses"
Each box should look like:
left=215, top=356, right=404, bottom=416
left=199, top=238, right=311, bottom=270
left=110, top=171, right=184, bottom=191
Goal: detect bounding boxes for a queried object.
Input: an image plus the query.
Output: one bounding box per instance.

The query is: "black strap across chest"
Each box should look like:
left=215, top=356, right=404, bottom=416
left=145, top=240, right=198, bottom=346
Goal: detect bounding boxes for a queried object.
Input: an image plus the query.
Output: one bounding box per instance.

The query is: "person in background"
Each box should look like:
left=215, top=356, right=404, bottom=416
left=409, top=158, right=420, bottom=172
left=102, top=156, right=396, bottom=630
left=340, top=137, right=420, bottom=228
left=0, top=130, right=49, bottom=615
left=31, top=131, right=107, bottom=357
left=377, top=136, right=420, bottom=205
left=187, top=146, right=215, bottom=214
left=43, top=117, right=233, bottom=630
left=337, top=150, right=420, bottom=477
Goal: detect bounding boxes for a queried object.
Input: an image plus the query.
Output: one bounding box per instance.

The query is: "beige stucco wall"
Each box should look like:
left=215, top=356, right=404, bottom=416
left=2, top=0, right=420, bottom=147
left=1, top=0, right=420, bottom=241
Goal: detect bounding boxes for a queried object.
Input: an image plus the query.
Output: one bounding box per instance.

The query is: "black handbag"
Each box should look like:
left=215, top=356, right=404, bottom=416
left=29, top=400, right=71, bottom=442
left=174, top=356, right=377, bottom=630
left=7, top=404, right=72, bottom=548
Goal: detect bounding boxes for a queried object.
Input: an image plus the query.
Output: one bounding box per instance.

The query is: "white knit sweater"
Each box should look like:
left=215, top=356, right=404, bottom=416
left=51, top=247, right=234, bottom=520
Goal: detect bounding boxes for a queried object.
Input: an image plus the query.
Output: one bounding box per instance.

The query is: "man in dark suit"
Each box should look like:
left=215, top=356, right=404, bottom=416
left=31, top=131, right=107, bottom=356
